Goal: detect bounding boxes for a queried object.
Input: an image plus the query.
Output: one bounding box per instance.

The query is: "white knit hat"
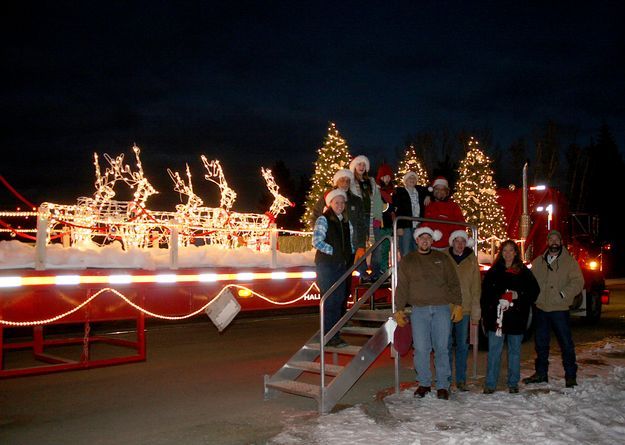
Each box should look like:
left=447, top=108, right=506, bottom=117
left=403, top=171, right=418, bottom=185
left=324, top=189, right=347, bottom=207
left=413, top=226, right=442, bottom=241
left=332, top=168, right=353, bottom=186
left=349, top=155, right=370, bottom=173
left=448, top=229, right=474, bottom=247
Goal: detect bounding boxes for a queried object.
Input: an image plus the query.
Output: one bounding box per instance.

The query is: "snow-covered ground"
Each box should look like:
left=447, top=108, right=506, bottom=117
left=0, top=240, right=315, bottom=270
left=269, top=338, right=625, bottom=445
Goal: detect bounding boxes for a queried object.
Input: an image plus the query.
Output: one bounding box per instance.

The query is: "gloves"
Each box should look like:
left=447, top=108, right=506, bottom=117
left=451, top=304, right=463, bottom=323
left=354, top=247, right=365, bottom=261
left=394, top=310, right=409, bottom=328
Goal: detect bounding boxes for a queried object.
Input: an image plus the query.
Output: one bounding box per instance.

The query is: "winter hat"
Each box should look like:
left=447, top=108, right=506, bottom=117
left=428, top=176, right=449, bottom=192
left=349, top=155, right=370, bottom=173
left=448, top=229, right=474, bottom=247
left=547, top=229, right=562, bottom=241
left=324, top=189, right=347, bottom=207
left=413, top=226, right=442, bottom=241
left=402, top=171, right=418, bottom=185
left=376, top=162, right=394, bottom=183
left=332, top=169, right=353, bottom=186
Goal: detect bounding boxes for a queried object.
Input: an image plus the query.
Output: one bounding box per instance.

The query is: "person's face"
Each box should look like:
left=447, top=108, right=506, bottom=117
left=433, top=186, right=449, bottom=200
left=502, top=244, right=517, bottom=265
left=381, top=174, right=391, bottom=185
left=355, top=161, right=367, bottom=176
left=405, top=175, right=417, bottom=188
left=548, top=234, right=562, bottom=254
left=452, top=237, right=466, bottom=254
left=336, top=177, right=350, bottom=191
left=329, top=196, right=346, bottom=215
left=416, top=234, right=433, bottom=252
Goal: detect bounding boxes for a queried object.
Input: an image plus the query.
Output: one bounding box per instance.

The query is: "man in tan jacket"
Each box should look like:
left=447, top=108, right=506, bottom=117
left=524, top=229, right=584, bottom=388
left=446, top=230, right=481, bottom=391
left=394, top=227, right=463, bottom=400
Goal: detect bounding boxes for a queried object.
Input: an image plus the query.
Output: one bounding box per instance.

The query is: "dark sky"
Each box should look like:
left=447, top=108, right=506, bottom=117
left=2, top=1, right=624, bottom=210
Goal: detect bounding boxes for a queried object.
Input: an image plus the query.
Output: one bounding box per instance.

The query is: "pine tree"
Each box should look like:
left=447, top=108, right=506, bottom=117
left=455, top=137, right=507, bottom=249
left=301, top=122, right=352, bottom=230
left=396, top=145, right=429, bottom=186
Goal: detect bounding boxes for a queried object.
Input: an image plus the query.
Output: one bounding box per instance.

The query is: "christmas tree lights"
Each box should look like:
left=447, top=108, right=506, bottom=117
left=396, top=145, right=429, bottom=186
left=455, top=137, right=507, bottom=250
left=301, top=123, right=352, bottom=230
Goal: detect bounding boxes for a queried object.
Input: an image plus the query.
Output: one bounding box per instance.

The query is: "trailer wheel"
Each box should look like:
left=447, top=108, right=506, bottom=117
left=584, top=290, right=602, bottom=324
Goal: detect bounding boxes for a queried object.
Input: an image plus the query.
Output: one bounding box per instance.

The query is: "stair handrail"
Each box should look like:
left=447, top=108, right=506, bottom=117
left=319, top=234, right=393, bottom=406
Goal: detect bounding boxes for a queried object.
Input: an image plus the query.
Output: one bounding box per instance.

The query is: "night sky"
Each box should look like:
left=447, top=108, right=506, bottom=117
left=2, top=1, right=624, bottom=210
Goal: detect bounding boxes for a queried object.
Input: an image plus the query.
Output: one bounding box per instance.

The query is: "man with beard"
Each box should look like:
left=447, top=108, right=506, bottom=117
left=524, top=229, right=584, bottom=388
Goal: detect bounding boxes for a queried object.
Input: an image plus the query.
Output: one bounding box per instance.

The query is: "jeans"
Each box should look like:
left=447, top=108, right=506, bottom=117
left=316, top=262, right=349, bottom=339
left=410, top=305, right=451, bottom=390
left=485, top=331, right=522, bottom=389
left=449, top=314, right=470, bottom=384
left=398, top=227, right=416, bottom=258
left=534, top=308, right=578, bottom=378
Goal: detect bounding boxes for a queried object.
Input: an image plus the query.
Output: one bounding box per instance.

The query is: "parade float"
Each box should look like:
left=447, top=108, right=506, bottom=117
left=0, top=145, right=321, bottom=377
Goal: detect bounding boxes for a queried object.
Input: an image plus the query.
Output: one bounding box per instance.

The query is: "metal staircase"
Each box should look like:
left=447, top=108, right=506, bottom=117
left=264, top=237, right=394, bottom=414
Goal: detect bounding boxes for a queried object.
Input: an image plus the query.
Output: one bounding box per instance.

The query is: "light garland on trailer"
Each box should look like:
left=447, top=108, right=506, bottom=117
left=0, top=270, right=317, bottom=288
left=0, top=281, right=321, bottom=326
left=28, top=145, right=294, bottom=252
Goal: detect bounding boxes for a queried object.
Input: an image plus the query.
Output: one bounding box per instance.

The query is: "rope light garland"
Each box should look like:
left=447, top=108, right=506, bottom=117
left=0, top=282, right=320, bottom=326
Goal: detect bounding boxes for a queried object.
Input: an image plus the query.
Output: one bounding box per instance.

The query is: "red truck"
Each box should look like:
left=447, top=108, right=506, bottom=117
left=495, top=167, right=609, bottom=323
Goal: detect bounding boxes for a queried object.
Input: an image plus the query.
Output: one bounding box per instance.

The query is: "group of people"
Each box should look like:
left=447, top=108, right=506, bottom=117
left=394, top=227, right=583, bottom=399
left=312, top=154, right=462, bottom=346
left=312, top=155, right=584, bottom=398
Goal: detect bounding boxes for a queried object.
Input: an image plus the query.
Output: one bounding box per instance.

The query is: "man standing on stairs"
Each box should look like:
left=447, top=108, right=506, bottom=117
left=313, top=189, right=355, bottom=348
left=394, top=227, right=463, bottom=400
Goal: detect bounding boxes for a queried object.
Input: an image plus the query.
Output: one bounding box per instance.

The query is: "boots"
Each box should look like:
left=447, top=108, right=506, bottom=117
left=522, top=373, right=548, bottom=384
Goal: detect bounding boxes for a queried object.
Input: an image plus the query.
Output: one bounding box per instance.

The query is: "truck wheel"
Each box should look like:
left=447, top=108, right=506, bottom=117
left=584, top=290, right=602, bottom=324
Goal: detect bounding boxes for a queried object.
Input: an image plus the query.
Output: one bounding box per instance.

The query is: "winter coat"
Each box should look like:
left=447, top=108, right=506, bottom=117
left=392, top=186, right=430, bottom=229
left=375, top=163, right=395, bottom=229
left=447, top=247, right=482, bottom=322
left=349, top=176, right=384, bottom=233
left=530, top=247, right=584, bottom=312
left=481, top=262, right=539, bottom=334
left=423, top=199, right=466, bottom=249
left=313, top=209, right=354, bottom=266
left=311, top=189, right=367, bottom=248
left=395, top=250, right=462, bottom=309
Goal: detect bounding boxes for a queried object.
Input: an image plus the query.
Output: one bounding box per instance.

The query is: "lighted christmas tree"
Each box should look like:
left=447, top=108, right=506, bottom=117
left=396, top=145, right=429, bottom=186
left=455, top=137, right=507, bottom=250
left=301, top=122, right=352, bottom=230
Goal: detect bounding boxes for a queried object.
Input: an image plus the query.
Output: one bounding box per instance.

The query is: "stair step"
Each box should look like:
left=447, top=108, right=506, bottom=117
left=352, top=309, right=393, bottom=322
left=341, top=326, right=379, bottom=336
left=288, top=360, right=344, bottom=376
left=265, top=380, right=320, bottom=399
left=306, top=343, right=361, bottom=355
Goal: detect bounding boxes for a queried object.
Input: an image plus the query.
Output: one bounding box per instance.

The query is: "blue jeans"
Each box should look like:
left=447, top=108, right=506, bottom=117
left=534, top=308, right=578, bottom=378
left=398, top=227, right=415, bottom=257
left=316, top=262, right=349, bottom=339
left=410, top=305, right=451, bottom=390
left=485, top=331, right=522, bottom=389
left=449, top=314, right=470, bottom=384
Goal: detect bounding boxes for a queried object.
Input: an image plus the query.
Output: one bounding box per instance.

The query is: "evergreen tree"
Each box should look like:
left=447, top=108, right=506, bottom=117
left=301, top=122, right=351, bottom=230
left=455, top=137, right=507, bottom=249
left=395, top=144, right=429, bottom=186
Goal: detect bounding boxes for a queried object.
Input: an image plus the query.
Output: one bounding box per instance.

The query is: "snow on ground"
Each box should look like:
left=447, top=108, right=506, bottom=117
left=0, top=240, right=315, bottom=270
left=269, top=338, right=625, bottom=445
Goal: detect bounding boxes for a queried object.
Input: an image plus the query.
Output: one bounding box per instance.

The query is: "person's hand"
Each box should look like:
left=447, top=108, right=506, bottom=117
left=394, top=310, right=408, bottom=327
left=424, top=196, right=431, bottom=206
left=510, top=290, right=518, bottom=300
left=451, top=305, right=463, bottom=322
left=498, top=299, right=511, bottom=310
